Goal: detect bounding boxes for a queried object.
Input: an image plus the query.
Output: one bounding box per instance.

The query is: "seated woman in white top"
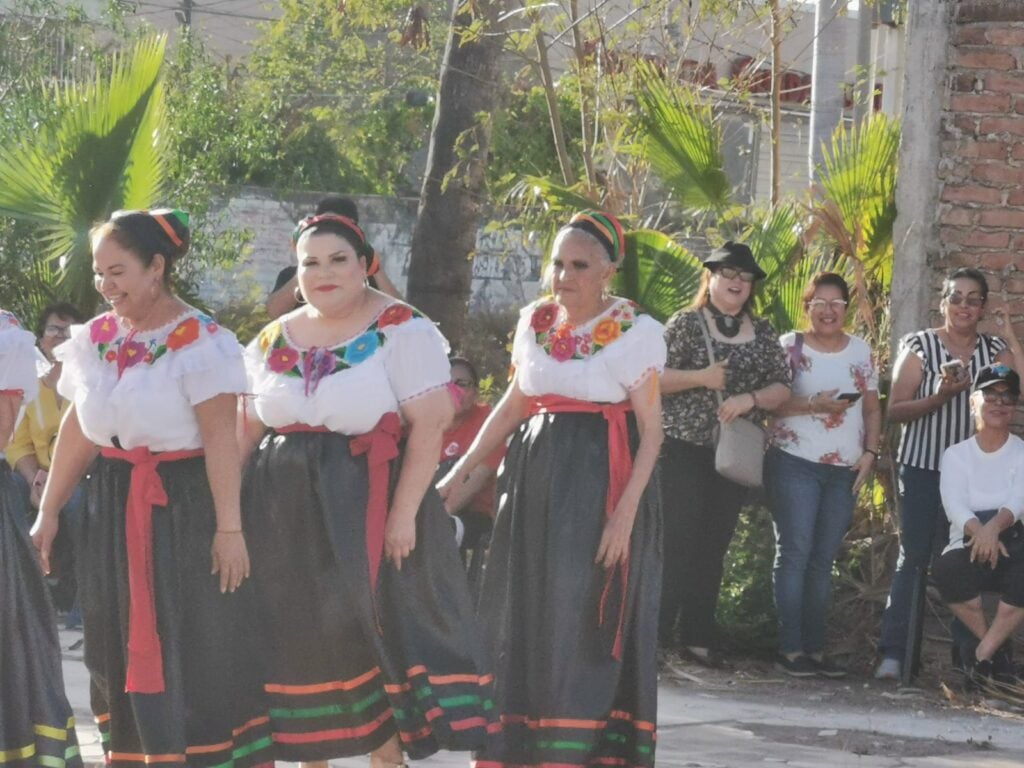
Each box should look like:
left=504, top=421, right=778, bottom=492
left=933, top=364, right=1024, bottom=685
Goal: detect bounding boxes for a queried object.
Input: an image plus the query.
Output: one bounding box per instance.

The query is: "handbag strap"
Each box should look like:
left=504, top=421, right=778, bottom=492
left=787, top=332, right=804, bottom=379
left=695, top=310, right=725, bottom=408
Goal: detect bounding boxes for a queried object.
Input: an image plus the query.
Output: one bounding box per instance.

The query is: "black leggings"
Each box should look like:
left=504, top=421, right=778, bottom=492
left=658, top=437, right=748, bottom=649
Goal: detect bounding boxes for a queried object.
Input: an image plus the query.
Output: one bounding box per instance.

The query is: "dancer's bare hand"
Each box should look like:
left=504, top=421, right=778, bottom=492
left=211, top=531, right=250, bottom=593
left=385, top=511, right=417, bottom=569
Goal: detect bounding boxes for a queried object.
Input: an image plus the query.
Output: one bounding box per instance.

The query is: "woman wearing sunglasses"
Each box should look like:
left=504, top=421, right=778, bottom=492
left=659, top=242, right=791, bottom=668
left=876, top=267, right=1022, bottom=679
left=766, top=272, right=881, bottom=678
left=932, top=364, right=1024, bottom=687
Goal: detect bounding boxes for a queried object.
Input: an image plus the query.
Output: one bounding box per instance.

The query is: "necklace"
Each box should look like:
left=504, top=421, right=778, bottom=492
left=707, top=302, right=742, bottom=338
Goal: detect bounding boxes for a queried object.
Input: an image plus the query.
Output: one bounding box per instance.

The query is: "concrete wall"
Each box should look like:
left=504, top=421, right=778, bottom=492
left=197, top=188, right=543, bottom=313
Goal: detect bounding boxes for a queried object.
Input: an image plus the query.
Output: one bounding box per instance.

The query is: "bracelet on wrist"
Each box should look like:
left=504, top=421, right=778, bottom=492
left=215, top=529, right=243, bottom=534
left=807, top=394, right=815, bottom=413
left=864, top=448, right=878, bottom=458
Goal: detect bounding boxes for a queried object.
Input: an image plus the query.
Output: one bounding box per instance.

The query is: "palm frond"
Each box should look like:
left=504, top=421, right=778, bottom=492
left=811, top=113, right=900, bottom=291
left=633, top=62, right=732, bottom=214
left=615, top=229, right=703, bottom=322
left=0, top=35, right=169, bottom=313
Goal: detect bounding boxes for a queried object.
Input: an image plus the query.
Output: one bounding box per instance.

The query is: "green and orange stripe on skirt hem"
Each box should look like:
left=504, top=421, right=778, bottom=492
left=384, top=665, right=498, bottom=754
left=472, top=709, right=656, bottom=768
left=94, top=713, right=273, bottom=768
left=265, top=667, right=395, bottom=759
left=0, top=718, right=81, bottom=768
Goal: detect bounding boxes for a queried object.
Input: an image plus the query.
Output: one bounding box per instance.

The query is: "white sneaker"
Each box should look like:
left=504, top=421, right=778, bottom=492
left=874, top=658, right=901, bottom=680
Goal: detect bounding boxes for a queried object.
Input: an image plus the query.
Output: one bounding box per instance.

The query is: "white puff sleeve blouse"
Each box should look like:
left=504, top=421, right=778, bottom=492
left=245, top=302, right=451, bottom=435
left=56, top=308, right=247, bottom=451
left=513, top=297, right=667, bottom=402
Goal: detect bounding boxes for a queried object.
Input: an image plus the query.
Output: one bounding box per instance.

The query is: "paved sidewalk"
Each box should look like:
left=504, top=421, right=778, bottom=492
left=60, top=628, right=1024, bottom=767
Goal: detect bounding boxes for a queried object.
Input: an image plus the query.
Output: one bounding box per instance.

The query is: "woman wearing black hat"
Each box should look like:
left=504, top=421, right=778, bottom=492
left=31, top=209, right=271, bottom=766
left=659, top=241, right=791, bottom=667
left=932, top=364, right=1024, bottom=686
left=440, top=211, right=666, bottom=767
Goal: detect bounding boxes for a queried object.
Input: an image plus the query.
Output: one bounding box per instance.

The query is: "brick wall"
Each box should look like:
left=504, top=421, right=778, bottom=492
left=936, top=1, right=1024, bottom=325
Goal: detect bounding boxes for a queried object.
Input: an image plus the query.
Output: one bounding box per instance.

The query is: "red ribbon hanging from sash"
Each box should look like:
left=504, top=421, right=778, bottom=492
left=527, top=395, right=633, bottom=661
left=100, top=445, right=205, bottom=694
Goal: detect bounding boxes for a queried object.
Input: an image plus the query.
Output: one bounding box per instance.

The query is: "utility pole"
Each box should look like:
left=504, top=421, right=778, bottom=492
left=769, top=0, right=783, bottom=207
left=176, top=0, right=194, bottom=28
left=808, top=0, right=847, bottom=184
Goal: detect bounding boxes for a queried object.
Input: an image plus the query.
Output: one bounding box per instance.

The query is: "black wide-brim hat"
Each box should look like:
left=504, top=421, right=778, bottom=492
left=701, top=241, right=767, bottom=280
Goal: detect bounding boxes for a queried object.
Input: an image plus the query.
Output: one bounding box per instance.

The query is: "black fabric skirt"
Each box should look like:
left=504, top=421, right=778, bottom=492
left=473, top=411, right=662, bottom=768
left=243, top=431, right=495, bottom=763
left=0, top=464, right=83, bottom=767
left=79, top=455, right=272, bottom=767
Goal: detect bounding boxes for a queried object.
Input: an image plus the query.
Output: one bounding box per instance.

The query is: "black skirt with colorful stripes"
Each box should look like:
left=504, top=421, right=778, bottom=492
left=80, top=455, right=272, bottom=768
left=0, top=464, right=82, bottom=768
left=473, top=411, right=662, bottom=768
left=243, top=430, right=496, bottom=763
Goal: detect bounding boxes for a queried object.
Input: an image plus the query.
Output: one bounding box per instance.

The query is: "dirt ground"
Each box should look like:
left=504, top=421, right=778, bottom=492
left=659, top=617, right=1024, bottom=762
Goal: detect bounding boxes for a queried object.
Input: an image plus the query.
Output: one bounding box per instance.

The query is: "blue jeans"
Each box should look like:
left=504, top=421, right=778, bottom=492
left=878, top=464, right=950, bottom=660
left=765, top=448, right=855, bottom=655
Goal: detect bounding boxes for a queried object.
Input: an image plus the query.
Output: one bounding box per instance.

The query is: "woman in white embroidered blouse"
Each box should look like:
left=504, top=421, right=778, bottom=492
left=0, top=309, right=82, bottom=766
left=439, top=211, right=666, bottom=768
left=30, top=210, right=271, bottom=767
left=240, top=213, right=493, bottom=768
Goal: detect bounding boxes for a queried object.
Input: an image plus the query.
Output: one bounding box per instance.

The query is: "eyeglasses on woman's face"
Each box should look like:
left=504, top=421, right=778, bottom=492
left=714, top=266, right=756, bottom=283
left=807, top=298, right=848, bottom=311
left=42, top=323, right=72, bottom=338
left=945, top=293, right=985, bottom=308
left=982, top=389, right=1018, bottom=406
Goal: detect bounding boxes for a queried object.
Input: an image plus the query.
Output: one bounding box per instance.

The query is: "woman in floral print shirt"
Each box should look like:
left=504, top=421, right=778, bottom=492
left=659, top=242, right=791, bottom=668
left=766, top=272, right=881, bottom=678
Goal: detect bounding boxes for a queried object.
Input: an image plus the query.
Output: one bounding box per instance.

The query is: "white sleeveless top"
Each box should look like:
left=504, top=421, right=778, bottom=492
left=56, top=308, right=246, bottom=450
left=245, top=302, right=451, bottom=435
left=513, top=297, right=667, bottom=402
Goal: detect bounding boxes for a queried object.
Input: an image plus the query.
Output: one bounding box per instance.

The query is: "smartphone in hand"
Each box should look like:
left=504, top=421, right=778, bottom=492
left=940, top=359, right=968, bottom=382
left=835, top=392, right=862, bottom=403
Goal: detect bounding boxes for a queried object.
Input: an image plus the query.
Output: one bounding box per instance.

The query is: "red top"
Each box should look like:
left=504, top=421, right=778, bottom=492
left=440, top=403, right=504, bottom=517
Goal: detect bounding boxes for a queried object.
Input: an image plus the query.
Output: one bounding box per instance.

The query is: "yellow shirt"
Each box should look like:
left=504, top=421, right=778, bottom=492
left=7, top=383, right=67, bottom=470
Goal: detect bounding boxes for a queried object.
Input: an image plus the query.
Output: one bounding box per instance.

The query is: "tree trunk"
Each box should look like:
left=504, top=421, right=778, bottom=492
left=808, top=0, right=847, bottom=184
left=406, top=0, right=506, bottom=349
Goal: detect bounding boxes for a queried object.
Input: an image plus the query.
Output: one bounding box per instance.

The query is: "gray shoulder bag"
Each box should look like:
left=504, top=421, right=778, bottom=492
left=696, top=311, right=766, bottom=488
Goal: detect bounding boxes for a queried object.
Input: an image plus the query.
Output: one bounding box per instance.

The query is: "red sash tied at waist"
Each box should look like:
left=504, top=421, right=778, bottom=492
left=277, top=412, right=401, bottom=593
left=100, top=445, right=205, bottom=694
left=527, top=395, right=633, bottom=660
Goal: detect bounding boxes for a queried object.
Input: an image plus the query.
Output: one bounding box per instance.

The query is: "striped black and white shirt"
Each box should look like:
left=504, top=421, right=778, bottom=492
left=896, top=329, right=1007, bottom=471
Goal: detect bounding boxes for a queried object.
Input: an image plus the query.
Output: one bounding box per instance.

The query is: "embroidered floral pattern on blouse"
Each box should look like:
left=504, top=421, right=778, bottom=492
left=258, top=303, right=422, bottom=390
left=91, top=311, right=219, bottom=366
left=530, top=300, right=639, bottom=361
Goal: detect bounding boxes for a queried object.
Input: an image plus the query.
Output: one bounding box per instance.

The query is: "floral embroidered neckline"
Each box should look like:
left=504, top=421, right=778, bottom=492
left=257, top=302, right=421, bottom=394
left=90, top=310, right=219, bottom=373
left=529, top=298, right=640, bottom=361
